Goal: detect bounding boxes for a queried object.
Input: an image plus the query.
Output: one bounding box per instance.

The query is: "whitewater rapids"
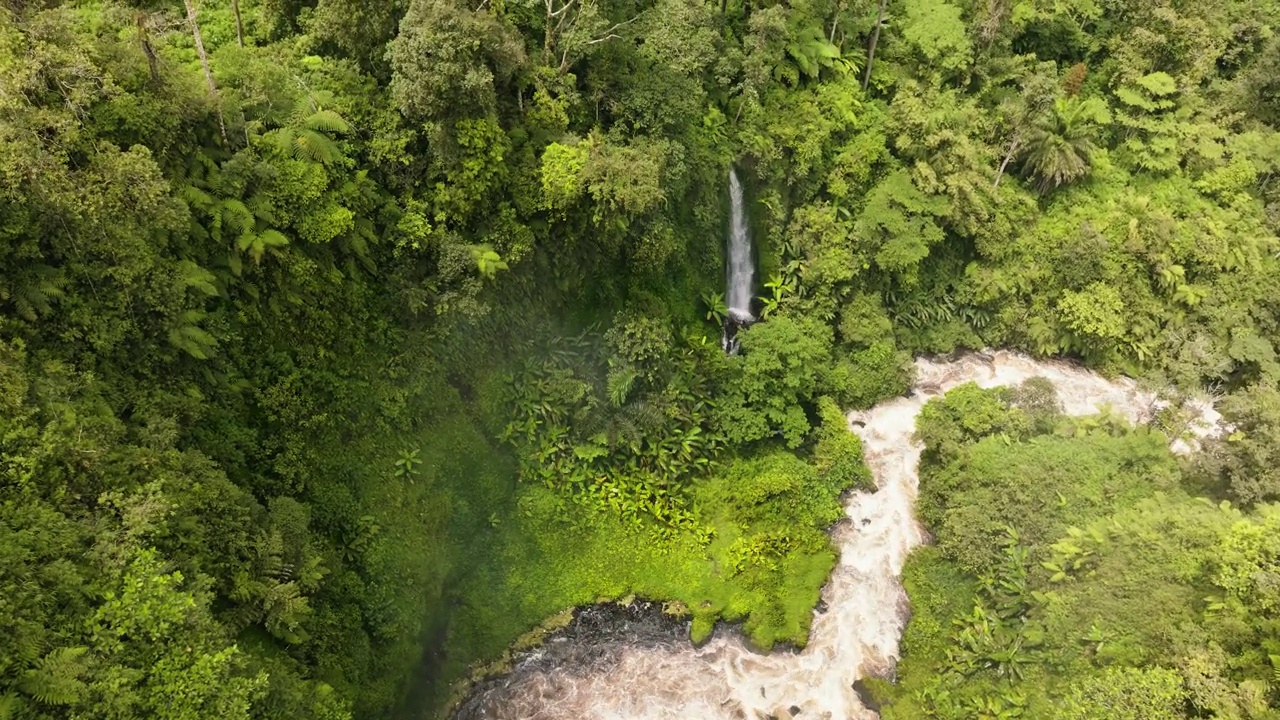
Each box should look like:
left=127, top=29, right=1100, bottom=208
left=459, top=351, right=1221, bottom=719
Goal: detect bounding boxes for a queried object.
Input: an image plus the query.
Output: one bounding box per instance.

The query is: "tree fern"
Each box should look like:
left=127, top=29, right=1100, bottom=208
left=167, top=309, right=218, bottom=359
left=237, top=229, right=290, bottom=263
left=264, top=581, right=311, bottom=644
left=1021, top=97, right=1111, bottom=192
left=17, top=646, right=88, bottom=706
left=180, top=184, right=215, bottom=213
left=267, top=105, right=351, bottom=165
left=245, top=191, right=278, bottom=225
left=781, top=27, right=854, bottom=83
left=606, top=365, right=639, bottom=407
left=303, top=109, right=351, bottom=134
left=175, top=260, right=218, bottom=297
left=8, top=265, right=66, bottom=321
left=219, top=198, right=255, bottom=237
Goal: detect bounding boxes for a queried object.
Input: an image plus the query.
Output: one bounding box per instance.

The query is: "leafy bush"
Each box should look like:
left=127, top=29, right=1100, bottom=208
left=812, top=396, right=873, bottom=492
left=826, top=341, right=914, bottom=409
left=716, top=315, right=833, bottom=448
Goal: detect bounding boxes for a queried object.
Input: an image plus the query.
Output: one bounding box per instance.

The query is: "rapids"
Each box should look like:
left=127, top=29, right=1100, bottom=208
left=457, top=351, right=1221, bottom=720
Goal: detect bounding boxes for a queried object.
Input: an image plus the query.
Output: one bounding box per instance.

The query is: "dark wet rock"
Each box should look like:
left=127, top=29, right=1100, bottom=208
left=453, top=601, right=688, bottom=720
left=852, top=679, right=882, bottom=713
left=910, top=381, right=942, bottom=397
left=788, top=704, right=801, bottom=716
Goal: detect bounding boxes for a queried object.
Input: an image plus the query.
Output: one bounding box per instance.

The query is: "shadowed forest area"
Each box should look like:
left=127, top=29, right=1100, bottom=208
left=2, top=0, right=1280, bottom=716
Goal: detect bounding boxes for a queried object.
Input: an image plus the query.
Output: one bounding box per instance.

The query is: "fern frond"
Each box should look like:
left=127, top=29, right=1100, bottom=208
left=245, top=192, right=278, bottom=224
left=175, top=260, right=218, bottom=297
left=258, top=229, right=289, bottom=250
left=168, top=325, right=217, bottom=360
left=220, top=199, right=255, bottom=236
left=303, top=109, right=350, bottom=134
left=180, top=184, right=215, bottom=213
left=0, top=692, right=24, bottom=720
left=17, top=647, right=88, bottom=706
left=11, top=266, right=66, bottom=320
left=292, top=129, right=341, bottom=164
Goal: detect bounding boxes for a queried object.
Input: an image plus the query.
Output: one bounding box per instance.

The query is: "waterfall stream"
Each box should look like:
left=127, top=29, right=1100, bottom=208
left=726, top=168, right=754, bottom=325
left=457, top=351, right=1221, bottom=719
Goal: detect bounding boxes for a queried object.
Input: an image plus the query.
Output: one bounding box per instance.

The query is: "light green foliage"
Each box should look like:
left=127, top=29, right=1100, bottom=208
left=827, top=342, right=914, bottom=409
left=87, top=550, right=269, bottom=720
left=972, top=169, right=1279, bottom=381
left=854, top=170, right=949, bottom=275
left=839, top=293, right=894, bottom=349
left=1057, top=283, right=1127, bottom=341
left=539, top=141, right=590, bottom=211
left=783, top=27, right=857, bottom=83
left=1113, top=73, right=1184, bottom=173
left=783, top=202, right=858, bottom=319
left=742, top=73, right=862, bottom=189
left=888, top=82, right=1000, bottom=240
left=900, top=0, right=973, bottom=73
left=433, top=117, right=512, bottom=222
left=812, top=397, right=873, bottom=491
left=915, top=383, right=1031, bottom=467
left=1215, top=505, right=1280, bottom=611
left=582, top=136, right=669, bottom=219
left=1053, top=667, right=1187, bottom=720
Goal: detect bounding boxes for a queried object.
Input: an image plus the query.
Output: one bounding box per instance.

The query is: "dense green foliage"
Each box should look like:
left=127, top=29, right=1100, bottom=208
left=4, top=0, right=1280, bottom=716
left=875, top=384, right=1280, bottom=719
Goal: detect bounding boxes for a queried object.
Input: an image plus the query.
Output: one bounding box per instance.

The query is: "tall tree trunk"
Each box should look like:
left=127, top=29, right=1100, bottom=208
left=862, top=0, right=888, bottom=91
left=135, top=13, right=160, bottom=84
left=232, top=0, right=244, bottom=47
left=994, top=136, right=1020, bottom=188
left=183, top=0, right=228, bottom=145
left=979, top=0, right=1009, bottom=52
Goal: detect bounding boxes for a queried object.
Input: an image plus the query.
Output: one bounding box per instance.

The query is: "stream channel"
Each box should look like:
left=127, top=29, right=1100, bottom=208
left=455, top=350, right=1221, bottom=719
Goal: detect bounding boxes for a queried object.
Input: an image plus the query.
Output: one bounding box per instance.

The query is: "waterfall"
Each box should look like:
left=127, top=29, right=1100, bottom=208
left=726, top=168, right=754, bottom=325
left=453, top=351, right=1223, bottom=720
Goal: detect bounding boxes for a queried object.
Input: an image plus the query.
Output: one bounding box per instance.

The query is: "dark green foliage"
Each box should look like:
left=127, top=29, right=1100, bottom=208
left=716, top=315, right=833, bottom=448
left=827, top=341, right=914, bottom=409
left=386, top=0, right=525, bottom=126
left=1195, top=382, right=1280, bottom=504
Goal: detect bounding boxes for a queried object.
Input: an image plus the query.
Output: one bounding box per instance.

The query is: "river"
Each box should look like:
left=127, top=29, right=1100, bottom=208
left=456, top=350, right=1220, bottom=719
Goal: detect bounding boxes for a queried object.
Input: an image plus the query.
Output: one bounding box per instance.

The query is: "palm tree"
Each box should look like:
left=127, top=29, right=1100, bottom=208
left=1021, top=97, right=1110, bottom=193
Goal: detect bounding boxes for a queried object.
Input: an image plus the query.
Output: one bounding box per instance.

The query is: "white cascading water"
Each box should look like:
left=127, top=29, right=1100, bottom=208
left=726, top=168, right=754, bottom=324
left=471, top=351, right=1220, bottom=719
